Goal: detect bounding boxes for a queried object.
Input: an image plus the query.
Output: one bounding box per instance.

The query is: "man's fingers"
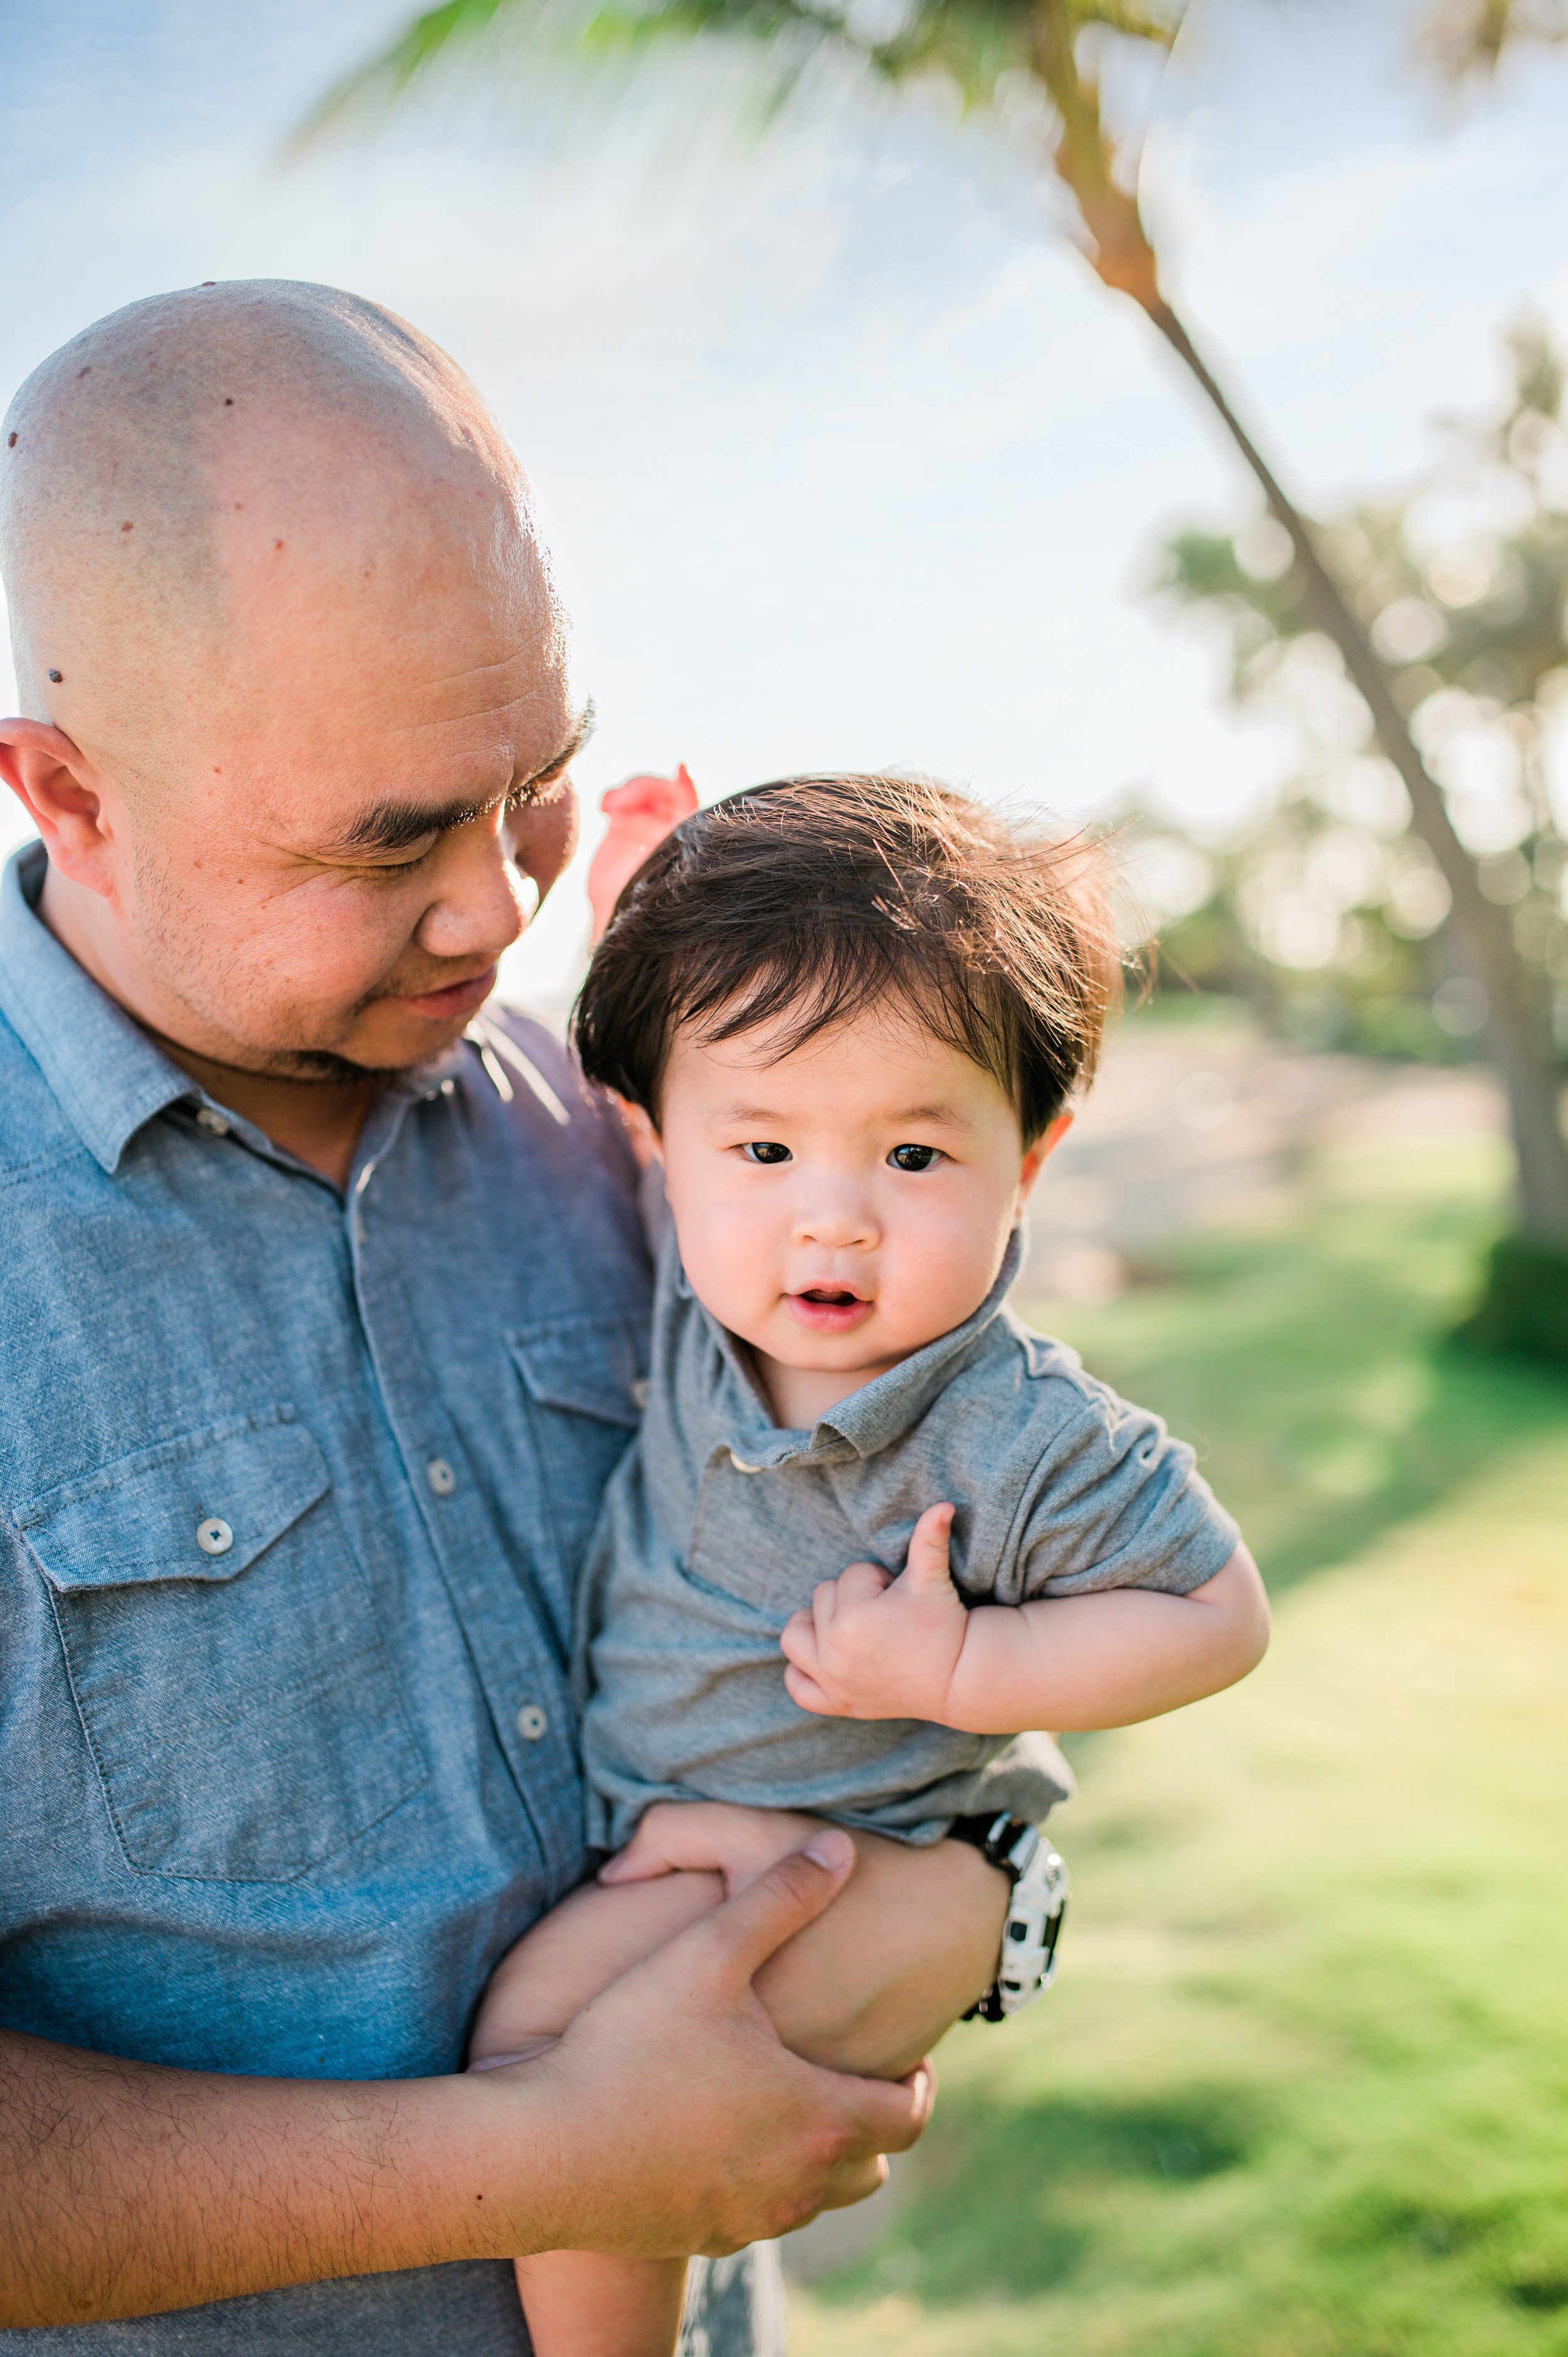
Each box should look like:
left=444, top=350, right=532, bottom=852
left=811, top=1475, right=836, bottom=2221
left=675, top=1833, right=856, bottom=1989
left=807, top=2058, right=935, bottom=2206
left=898, top=1503, right=956, bottom=1590
left=596, top=1846, right=672, bottom=1885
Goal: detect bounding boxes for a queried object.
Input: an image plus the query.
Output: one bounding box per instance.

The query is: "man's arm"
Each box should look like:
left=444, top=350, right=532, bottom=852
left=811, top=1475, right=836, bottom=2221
left=0, top=1836, right=931, bottom=2328
left=780, top=1507, right=1270, bottom=1733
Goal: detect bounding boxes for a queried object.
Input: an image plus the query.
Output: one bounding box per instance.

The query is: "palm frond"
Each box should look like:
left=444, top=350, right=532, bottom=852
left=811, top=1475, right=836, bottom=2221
left=295, top=0, right=521, bottom=143
left=1418, top=0, right=1568, bottom=80
left=296, top=0, right=1182, bottom=144
left=1065, top=0, right=1182, bottom=46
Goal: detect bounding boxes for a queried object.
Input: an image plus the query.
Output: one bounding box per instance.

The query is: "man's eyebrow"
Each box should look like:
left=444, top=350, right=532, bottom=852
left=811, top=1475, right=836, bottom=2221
left=329, top=705, right=595, bottom=856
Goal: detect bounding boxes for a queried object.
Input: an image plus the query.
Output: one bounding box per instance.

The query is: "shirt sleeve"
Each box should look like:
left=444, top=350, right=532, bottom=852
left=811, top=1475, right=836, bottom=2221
left=1006, top=1351, right=1241, bottom=1603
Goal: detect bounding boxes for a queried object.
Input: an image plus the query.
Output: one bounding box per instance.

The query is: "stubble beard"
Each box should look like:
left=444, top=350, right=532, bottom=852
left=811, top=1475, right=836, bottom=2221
left=130, top=841, right=448, bottom=1085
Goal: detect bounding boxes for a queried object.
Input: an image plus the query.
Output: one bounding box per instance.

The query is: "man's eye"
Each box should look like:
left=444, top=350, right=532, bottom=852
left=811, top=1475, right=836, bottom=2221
left=359, top=836, right=439, bottom=872
left=742, top=1141, right=792, bottom=1165
left=888, top=1143, right=941, bottom=1172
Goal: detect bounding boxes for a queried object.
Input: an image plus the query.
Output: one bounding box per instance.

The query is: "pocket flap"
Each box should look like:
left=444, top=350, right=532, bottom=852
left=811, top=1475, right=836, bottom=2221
left=17, top=1410, right=331, bottom=1593
left=507, top=1316, right=646, bottom=1429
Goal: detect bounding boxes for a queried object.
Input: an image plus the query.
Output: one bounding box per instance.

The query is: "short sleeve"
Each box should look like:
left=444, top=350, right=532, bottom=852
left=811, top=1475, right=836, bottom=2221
left=1007, top=1351, right=1241, bottom=1603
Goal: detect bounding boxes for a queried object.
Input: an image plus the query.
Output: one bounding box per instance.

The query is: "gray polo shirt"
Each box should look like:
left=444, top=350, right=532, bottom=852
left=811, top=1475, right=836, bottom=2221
left=578, top=1228, right=1241, bottom=1851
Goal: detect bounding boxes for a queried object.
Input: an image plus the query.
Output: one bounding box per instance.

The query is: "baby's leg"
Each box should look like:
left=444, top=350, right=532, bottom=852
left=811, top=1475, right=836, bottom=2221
left=470, top=1870, right=726, bottom=2357
left=470, top=1818, right=1004, bottom=2356
left=471, top=1868, right=725, bottom=2060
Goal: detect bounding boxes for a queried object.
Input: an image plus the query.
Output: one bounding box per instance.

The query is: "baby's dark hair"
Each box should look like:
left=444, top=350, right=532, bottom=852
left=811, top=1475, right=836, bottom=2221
left=573, top=773, right=1118, bottom=1143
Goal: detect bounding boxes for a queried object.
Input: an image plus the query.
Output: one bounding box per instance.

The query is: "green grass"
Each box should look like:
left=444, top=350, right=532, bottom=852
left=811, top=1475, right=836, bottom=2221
left=790, top=1129, right=1568, bottom=2357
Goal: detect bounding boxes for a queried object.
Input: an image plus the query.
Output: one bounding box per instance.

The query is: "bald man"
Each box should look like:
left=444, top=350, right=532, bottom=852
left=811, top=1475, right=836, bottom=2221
left=0, top=283, right=1007, bottom=2352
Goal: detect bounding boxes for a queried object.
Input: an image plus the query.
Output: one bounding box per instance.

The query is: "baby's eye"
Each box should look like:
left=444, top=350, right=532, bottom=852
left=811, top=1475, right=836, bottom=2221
left=741, top=1141, right=792, bottom=1165
left=888, top=1143, right=942, bottom=1173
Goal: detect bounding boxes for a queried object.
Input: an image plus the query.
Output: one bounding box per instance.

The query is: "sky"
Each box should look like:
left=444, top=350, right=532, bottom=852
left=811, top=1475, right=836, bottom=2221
left=3, top=0, right=1567, bottom=1006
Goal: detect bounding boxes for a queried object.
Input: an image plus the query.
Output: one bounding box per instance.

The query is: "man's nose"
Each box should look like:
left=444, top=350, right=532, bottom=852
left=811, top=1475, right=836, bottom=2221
left=413, top=818, right=533, bottom=966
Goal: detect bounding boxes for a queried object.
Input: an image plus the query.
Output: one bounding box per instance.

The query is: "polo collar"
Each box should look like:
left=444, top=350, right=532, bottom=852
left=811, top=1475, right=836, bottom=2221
left=696, top=1223, right=1026, bottom=1469
left=0, top=844, right=191, bottom=1174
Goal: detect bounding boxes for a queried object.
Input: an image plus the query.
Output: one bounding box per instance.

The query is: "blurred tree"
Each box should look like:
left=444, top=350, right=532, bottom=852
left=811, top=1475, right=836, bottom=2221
left=306, top=0, right=1568, bottom=1332
left=1131, top=320, right=1568, bottom=1073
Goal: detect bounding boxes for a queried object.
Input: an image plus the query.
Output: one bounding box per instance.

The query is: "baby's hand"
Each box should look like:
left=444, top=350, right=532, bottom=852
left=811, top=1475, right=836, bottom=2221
left=780, top=1504, right=969, bottom=1723
left=586, top=765, right=699, bottom=942
left=597, top=1798, right=825, bottom=1898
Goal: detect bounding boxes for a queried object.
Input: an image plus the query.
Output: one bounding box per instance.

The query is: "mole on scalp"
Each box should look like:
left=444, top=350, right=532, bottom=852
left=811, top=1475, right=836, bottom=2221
left=48, top=669, right=63, bottom=684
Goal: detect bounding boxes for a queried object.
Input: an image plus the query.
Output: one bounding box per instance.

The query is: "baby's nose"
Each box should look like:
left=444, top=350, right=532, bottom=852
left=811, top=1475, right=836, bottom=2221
left=797, top=1188, right=877, bottom=1248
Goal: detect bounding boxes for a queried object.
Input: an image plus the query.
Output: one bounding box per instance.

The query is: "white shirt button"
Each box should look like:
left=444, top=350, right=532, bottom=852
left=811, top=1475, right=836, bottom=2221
left=426, top=1457, right=457, bottom=1497
left=196, top=1516, right=233, bottom=1556
left=729, top=1449, right=763, bottom=1474
left=516, top=1703, right=548, bottom=1742
left=196, top=1109, right=230, bottom=1136
left=631, top=1378, right=650, bottom=1410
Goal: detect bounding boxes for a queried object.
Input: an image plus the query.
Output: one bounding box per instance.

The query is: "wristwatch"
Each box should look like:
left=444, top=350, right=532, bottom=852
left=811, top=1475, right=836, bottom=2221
left=951, top=1812, right=1069, bottom=2022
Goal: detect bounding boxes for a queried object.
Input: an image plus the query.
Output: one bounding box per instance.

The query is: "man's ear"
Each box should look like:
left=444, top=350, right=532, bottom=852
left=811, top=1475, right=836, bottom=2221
left=0, top=720, right=118, bottom=898
left=1017, top=1110, right=1074, bottom=1209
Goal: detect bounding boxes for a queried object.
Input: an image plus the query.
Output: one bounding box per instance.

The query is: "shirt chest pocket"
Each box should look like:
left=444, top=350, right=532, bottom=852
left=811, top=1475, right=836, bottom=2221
left=19, top=1408, right=427, bottom=1885
left=508, top=1316, right=646, bottom=1585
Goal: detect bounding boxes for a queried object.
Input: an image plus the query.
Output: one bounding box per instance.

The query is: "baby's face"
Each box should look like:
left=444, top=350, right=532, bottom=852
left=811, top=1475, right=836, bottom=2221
left=653, top=1001, right=1060, bottom=1403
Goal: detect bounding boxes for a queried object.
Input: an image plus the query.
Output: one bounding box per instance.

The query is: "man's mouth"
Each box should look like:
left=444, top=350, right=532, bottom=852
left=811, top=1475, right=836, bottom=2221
left=384, top=964, right=499, bottom=1022
left=787, top=1285, right=874, bottom=1335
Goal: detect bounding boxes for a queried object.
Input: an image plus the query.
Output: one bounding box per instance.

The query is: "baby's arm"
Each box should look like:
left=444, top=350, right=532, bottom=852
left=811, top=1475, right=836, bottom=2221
left=780, top=1504, right=1270, bottom=1733
left=586, top=767, right=699, bottom=942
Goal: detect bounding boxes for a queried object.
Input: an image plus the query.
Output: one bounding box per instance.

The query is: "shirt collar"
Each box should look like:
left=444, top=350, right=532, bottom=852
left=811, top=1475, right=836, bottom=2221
left=0, top=843, right=470, bottom=1181
left=694, top=1223, right=1026, bottom=1469
left=0, top=844, right=193, bottom=1174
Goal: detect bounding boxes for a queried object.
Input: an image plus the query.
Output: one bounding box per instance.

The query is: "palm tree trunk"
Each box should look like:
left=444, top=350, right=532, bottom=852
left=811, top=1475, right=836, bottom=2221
left=1143, top=296, right=1568, bottom=1247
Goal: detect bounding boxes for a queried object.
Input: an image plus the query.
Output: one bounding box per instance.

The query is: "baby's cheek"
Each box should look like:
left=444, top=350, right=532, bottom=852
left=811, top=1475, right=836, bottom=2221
left=884, top=1211, right=1007, bottom=1343
left=676, top=1201, right=781, bottom=1336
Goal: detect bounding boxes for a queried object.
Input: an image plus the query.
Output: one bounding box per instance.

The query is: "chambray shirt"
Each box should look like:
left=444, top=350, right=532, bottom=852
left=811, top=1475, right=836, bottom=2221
left=0, top=844, right=775, bottom=2354
left=579, top=1227, right=1241, bottom=1851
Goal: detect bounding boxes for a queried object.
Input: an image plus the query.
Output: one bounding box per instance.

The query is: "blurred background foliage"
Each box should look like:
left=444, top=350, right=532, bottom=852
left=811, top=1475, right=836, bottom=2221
left=319, top=0, right=1568, bottom=1298
left=1120, top=317, right=1568, bottom=1069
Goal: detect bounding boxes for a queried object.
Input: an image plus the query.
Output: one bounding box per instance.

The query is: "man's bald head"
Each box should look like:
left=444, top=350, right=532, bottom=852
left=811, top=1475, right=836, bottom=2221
left=0, top=279, right=558, bottom=794
left=0, top=283, right=584, bottom=1097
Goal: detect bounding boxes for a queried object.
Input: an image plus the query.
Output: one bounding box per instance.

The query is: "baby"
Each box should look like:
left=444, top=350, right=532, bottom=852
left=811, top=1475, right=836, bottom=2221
left=470, top=773, right=1269, bottom=2355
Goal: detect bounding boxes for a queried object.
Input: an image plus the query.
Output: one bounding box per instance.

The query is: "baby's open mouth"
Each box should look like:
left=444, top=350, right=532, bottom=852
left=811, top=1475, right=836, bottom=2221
left=787, top=1285, right=874, bottom=1332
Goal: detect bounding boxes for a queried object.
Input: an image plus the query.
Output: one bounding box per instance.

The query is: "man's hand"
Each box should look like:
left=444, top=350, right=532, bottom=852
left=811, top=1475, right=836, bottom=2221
left=492, top=1831, right=931, bottom=2259
left=586, top=767, right=699, bottom=942
left=0, top=1832, right=931, bottom=2325
left=780, top=1503, right=970, bottom=1723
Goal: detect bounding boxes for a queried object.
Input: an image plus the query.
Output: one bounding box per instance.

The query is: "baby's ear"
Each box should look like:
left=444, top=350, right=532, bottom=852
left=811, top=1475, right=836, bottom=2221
left=619, top=1099, right=663, bottom=1171
left=1017, top=1112, right=1073, bottom=1205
